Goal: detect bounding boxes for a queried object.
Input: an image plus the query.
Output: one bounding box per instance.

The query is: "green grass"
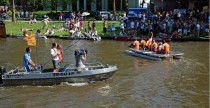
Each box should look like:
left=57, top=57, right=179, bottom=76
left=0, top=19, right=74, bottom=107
left=5, top=21, right=121, bottom=37
left=4, top=21, right=209, bottom=39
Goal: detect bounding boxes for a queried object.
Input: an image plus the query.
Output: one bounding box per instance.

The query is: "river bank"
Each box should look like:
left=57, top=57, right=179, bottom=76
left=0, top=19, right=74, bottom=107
left=5, top=34, right=210, bottom=42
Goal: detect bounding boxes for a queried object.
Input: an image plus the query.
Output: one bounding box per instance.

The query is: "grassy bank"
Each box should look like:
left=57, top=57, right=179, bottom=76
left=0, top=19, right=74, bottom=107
left=4, top=21, right=209, bottom=39
left=5, top=21, right=121, bottom=37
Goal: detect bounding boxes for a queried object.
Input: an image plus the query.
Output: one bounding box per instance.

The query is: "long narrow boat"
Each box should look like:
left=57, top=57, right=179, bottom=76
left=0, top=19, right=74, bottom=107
left=115, top=36, right=171, bottom=42
left=66, top=36, right=101, bottom=41
left=16, top=35, right=48, bottom=39
left=125, top=48, right=184, bottom=60
left=0, top=63, right=117, bottom=86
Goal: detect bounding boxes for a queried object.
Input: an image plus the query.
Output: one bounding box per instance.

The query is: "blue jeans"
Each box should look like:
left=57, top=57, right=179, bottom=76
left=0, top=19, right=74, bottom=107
left=25, top=65, right=33, bottom=72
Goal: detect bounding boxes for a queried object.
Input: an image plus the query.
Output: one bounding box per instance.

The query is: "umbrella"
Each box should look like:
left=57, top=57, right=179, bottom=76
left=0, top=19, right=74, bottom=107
left=81, top=12, right=90, bottom=17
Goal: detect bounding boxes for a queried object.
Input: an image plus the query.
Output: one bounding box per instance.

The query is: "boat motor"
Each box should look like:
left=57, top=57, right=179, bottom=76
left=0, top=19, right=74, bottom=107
left=0, top=66, right=6, bottom=83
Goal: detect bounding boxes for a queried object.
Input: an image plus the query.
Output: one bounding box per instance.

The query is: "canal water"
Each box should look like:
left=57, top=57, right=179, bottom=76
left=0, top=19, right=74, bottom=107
left=0, top=38, right=209, bottom=107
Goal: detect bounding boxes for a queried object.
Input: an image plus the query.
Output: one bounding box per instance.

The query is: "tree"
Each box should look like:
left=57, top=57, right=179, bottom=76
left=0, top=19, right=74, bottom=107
left=113, top=0, right=116, bottom=19
left=0, top=0, right=10, bottom=10
left=12, top=0, right=16, bottom=22
left=124, top=0, right=128, bottom=15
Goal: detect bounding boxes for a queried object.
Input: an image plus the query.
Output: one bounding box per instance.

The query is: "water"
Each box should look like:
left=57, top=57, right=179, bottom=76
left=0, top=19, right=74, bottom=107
left=0, top=38, right=209, bottom=107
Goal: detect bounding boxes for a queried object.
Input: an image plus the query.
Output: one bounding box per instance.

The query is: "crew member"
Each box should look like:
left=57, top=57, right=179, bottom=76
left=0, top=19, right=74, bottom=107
left=157, top=42, right=163, bottom=53
left=75, top=49, right=87, bottom=71
left=151, top=40, right=158, bottom=53
left=133, top=39, right=140, bottom=50
left=140, top=39, right=146, bottom=50
left=163, top=40, right=170, bottom=54
left=23, top=47, right=36, bottom=72
left=51, top=42, right=60, bottom=72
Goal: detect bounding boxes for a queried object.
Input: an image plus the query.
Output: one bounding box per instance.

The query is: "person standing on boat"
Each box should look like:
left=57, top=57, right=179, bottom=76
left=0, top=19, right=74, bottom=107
left=75, top=49, right=87, bottom=71
left=23, top=47, right=36, bottom=72
left=57, top=45, right=63, bottom=64
left=162, top=40, right=170, bottom=54
left=51, top=43, right=60, bottom=72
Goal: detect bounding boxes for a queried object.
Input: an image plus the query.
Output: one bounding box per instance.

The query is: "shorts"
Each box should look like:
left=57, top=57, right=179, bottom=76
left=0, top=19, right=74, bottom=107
left=52, top=60, right=60, bottom=69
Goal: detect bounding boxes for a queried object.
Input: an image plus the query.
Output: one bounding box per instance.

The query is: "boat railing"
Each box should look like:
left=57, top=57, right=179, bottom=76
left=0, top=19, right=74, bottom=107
left=7, top=67, right=19, bottom=74
left=64, top=62, right=103, bottom=68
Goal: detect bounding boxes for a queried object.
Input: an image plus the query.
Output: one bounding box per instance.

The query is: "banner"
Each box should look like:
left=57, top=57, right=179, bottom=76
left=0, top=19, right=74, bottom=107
left=24, top=34, right=36, bottom=46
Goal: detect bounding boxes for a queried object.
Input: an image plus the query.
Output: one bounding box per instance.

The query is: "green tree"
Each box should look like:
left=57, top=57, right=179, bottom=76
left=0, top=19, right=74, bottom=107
left=12, top=0, right=16, bottom=22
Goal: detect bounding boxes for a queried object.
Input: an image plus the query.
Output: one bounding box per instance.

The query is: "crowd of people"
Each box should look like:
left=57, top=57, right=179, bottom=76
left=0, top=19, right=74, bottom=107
left=118, top=9, right=209, bottom=38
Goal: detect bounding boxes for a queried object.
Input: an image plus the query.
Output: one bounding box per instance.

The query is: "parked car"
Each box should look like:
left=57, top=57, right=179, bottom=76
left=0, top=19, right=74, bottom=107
left=95, top=11, right=113, bottom=20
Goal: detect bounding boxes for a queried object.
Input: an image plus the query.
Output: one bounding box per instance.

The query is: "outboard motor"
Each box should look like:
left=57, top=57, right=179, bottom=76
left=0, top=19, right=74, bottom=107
left=0, top=66, right=6, bottom=83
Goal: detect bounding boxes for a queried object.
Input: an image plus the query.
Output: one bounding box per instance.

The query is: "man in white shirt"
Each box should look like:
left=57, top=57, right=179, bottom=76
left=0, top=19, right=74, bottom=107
left=51, top=43, right=60, bottom=72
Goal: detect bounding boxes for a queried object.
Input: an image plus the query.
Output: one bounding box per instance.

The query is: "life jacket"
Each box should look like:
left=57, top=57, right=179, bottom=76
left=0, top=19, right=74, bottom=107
left=57, top=49, right=63, bottom=63
left=153, top=42, right=158, bottom=52
left=134, top=40, right=140, bottom=50
left=163, top=43, right=170, bottom=54
left=141, top=40, right=146, bottom=47
left=146, top=39, right=152, bottom=49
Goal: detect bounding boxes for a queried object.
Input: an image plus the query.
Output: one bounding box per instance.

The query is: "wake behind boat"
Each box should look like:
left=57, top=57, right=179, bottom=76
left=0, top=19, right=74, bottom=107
left=0, top=63, right=117, bottom=86
left=125, top=48, right=184, bottom=61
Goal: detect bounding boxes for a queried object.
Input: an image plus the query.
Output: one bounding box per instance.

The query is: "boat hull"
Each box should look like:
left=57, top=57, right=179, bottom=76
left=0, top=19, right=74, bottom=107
left=1, top=64, right=117, bottom=86
left=125, top=48, right=181, bottom=60
left=2, top=71, right=115, bottom=86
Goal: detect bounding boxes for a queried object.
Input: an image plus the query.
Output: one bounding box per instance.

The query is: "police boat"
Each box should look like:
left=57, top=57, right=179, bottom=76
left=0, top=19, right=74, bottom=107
left=0, top=63, right=117, bottom=86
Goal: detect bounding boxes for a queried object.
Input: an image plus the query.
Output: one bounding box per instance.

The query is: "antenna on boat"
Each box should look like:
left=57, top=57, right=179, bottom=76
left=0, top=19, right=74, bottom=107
left=36, top=29, right=41, bottom=65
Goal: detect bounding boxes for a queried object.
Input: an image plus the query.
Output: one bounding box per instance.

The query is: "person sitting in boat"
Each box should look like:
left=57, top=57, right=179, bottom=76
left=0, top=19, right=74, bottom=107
left=132, top=39, right=140, bottom=50
left=51, top=42, right=60, bottom=72
left=157, top=42, right=163, bottom=54
left=23, top=47, right=36, bottom=72
left=162, top=40, right=170, bottom=54
left=151, top=40, right=158, bottom=53
left=140, top=39, right=146, bottom=50
left=74, top=49, right=87, bottom=71
left=146, top=38, right=152, bottom=50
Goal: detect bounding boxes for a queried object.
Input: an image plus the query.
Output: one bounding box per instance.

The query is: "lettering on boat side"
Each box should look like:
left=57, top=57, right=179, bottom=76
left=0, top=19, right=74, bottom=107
left=53, top=72, right=75, bottom=76
left=6, top=74, right=24, bottom=78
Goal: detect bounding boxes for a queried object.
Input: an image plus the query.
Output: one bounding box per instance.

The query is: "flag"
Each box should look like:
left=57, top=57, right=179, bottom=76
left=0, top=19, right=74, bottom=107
left=24, top=34, right=36, bottom=46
